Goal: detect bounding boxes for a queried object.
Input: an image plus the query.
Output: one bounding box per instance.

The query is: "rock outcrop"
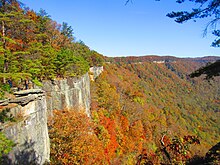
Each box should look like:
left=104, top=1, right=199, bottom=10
left=1, top=89, right=50, bottom=165
left=0, top=68, right=103, bottom=164
left=38, top=73, right=91, bottom=117
left=89, top=66, right=104, bottom=81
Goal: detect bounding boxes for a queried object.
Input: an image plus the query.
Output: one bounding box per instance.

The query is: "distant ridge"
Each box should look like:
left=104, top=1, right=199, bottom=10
left=107, top=55, right=220, bottom=63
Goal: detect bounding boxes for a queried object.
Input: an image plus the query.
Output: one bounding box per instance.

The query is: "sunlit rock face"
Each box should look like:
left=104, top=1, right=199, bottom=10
left=89, top=66, right=103, bottom=81
left=39, top=73, right=91, bottom=117
left=1, top=89, right=50, bottom=165
left=0, top=71, right=102, bottom=164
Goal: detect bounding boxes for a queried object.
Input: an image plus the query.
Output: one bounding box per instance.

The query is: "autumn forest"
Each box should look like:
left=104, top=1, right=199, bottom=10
left=0, top=1, right=220, bottom=165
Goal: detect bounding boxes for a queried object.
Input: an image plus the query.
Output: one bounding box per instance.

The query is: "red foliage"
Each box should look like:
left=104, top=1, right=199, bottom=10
left=100, top=116, right=119, bottom=159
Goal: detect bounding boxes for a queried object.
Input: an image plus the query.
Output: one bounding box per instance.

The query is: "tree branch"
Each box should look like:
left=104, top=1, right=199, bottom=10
left=125, top=0, right=132, bottom=5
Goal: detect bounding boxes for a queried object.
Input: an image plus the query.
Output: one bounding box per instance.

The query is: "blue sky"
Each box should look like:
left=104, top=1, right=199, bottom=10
left=21, top=0, right=220, bottom=57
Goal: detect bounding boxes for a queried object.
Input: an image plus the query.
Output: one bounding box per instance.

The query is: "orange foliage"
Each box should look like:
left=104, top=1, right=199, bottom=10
left=49, top=110, right=107, bottom=165
left=90, top=61, right=220, bottom=164
left=100, top=115, right=118, bottom=160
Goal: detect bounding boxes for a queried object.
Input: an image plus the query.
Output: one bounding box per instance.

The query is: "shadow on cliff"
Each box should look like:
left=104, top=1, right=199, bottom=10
left=1, top=140, right=42, bottom=165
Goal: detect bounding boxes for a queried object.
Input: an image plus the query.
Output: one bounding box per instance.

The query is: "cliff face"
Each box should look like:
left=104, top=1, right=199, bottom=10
left=89, top=66, right=104, bottom=81
left=0, top=68, right=103, bottom=164
left=1, top=89, right=50, bottom=165
left=39, top=73, right=91, bottom=117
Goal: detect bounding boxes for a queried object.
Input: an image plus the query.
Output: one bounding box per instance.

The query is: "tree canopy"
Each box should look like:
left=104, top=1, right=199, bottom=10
left=0, top=1, right=104, bottom=91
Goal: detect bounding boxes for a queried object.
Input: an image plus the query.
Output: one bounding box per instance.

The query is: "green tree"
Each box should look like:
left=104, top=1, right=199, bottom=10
left=0, top=0, right=33, bottom=84
left=54, top=48, right=73, bottom=77
left=61, top=22, right=74, bottom=44
left=68, top=55, right=90, bottom=77
left=90, top=50, right=104, bottom=67
left=36, top=8, right=51, bottom=37
left=0, top=0, right=103, bottom=91
left=54, top=48, right=90, bottom=77
left=0, top=132, right=14, bottom=163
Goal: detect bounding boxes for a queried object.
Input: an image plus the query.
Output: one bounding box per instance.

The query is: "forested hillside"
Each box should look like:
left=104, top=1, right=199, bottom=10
left=0, top=0, right=103, bottom=98
left=1, top=1, right=220, bottom=165
left=49, top=60, right=220, bottom=164
left=0, top=1, right=103, bottom=162
left=109, top=55, right=220, bottom=63
left=89, top=60, right=220, bottom=164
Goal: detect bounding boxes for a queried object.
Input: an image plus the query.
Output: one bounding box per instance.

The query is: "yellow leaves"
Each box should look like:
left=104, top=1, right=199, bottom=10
left=133, top=96, right=144, bottom=105
left=91, top=111, right=99, bottom=123
left=96, top=125, right=110, bottom=146
left=96, top=80, right=120, bottom=111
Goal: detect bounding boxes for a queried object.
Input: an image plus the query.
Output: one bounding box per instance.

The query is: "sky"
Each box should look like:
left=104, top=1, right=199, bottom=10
left=21, top=0, right=220, bottom=58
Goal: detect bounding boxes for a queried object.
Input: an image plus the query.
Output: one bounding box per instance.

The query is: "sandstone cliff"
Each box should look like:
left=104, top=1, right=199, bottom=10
left=1, top=89, right=50, bottom=165
left=89, top=66, right=104, bottom=81
left=38, top=73, right=91, bottom=117
left=0, top=67, right=103, bottom=164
